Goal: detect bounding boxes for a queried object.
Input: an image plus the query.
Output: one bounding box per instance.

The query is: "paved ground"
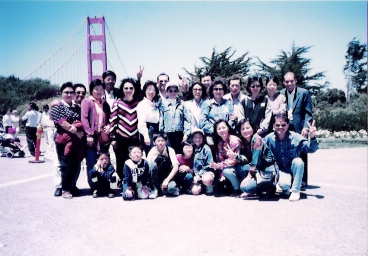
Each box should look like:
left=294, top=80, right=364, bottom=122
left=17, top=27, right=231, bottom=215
left=0, top=137, right=367, bottom=256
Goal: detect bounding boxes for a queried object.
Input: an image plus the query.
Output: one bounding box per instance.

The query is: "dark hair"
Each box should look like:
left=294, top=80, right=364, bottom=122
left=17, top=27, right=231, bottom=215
left=60, top=82, right=74, bottom=93
left=180, top=140, right=194, bottom=156
left=274, top=113, right=290, bottom=124
left=43, top=104, right=49, bottom=111
left=29, top=102, right=37, bottom=110
left=213, top=119, right=234, bottom=148
left=228, top=74, right=243, bottom=87
left=119, top=77, right=142, bottom=101
left=128, top=145, right=143, bottom=154
left=236, top=118, right=256, bottom=139
left=73, top=83, right=86, bottom=92
left=102, top=70, right=116, bottom=81
left=153, top=132, right=168, bottom=142
left=157, top=73, right=170, bottom=82
left=185, top=82, right=207, bottom=101
left=265, top=75, right=279, bottom=86
left=208, top=79, right=227, bottom=99
left=246, top=76, right=264, bottom=93
left=201, top=72, right=214, bottom=81
left=89, top=79, right=105, bottom=95
left=142, top=80, right=160, bottom=102
left=97, top=151, right=110, bottom=159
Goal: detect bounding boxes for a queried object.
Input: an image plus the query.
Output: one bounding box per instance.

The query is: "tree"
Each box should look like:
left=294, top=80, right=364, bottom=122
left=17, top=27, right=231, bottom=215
left=184, top=47, right=252, bottom=80
left=344, top=38, right=367, bottom=96
left=257, top=43, right=328, bottom=94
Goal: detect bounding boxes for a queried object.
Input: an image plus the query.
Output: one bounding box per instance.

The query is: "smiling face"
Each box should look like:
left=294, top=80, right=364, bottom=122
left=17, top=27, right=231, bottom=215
left=123, top=82, right=135, bottom=100
left=166, top=86, right=178, bottom=99
left=216, top=121, right=229, bottom=139
left=145, top=85, right=156, bottom=101
left=229, top=79, right=241, bottom=96
left=182, top=145, right=193, bottom=158
left=249, top=81, right=261, bottom=97
left=62, top=87, right=75, bottom=105
left=193, top=133, right=204, bottom=147
left=201, top=76, right=212, bottom=88
left=158, top=75, right=169, bottom=92
left=240, top=121, right=254, bottom=140
left=266, top=80, right=278, bottom=96
left=283, top=72, right=297, bottom=93
left=274, top=117, right=289, bottom=138
left=104, top=75, right=116, bottom=93
left=92, top=85, right=104, bottom=100
left=192, top=84, right=203, bottom=102
left=129, top=147, right=143, bottom=162
left=212, top=84, right=224, bottom=101
left=74, top=86, right=86, bottom=104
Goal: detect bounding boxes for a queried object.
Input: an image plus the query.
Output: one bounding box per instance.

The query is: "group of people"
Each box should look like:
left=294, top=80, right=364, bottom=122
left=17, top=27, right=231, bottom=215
left=48, top=69, right=318, bottom=202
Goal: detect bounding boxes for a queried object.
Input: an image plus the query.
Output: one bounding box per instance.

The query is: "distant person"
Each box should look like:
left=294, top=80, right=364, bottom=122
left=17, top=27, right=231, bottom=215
left=89, top=152, right=116, bottom=198
left=223, top=75, right=247, bottom=121
left=11, top=110, right=20, bottom=134
left=200, top=72, right=214, bottom=97
left=264, top=113, right=318, bottom=201
left=21, top=102, right=39, bottom=157
left=280, top=72, right=313, bottom=190
left=40, top=105, right=56, bottom=156
left=2, top=109, right=12, bottom=133
left=157, top=73, right=170, bottom=100
left=102, top=70, right=119, bottom=108
left=183, top=82, right=207, bottom=131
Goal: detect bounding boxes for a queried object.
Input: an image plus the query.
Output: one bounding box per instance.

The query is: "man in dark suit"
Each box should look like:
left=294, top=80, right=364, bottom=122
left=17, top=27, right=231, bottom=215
left=280, top=72, right=313, bottom=190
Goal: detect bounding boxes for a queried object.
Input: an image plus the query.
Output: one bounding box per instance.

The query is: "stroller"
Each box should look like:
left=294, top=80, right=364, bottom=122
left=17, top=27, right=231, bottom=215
left=0, top=132, right=26, bottom=158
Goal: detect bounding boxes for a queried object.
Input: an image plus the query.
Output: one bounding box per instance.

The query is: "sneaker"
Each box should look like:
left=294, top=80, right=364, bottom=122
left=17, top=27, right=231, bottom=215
left=92, top=190, right=98, bottom=198
left=108, top=190, right=115, bottom=198
left=205, top=185, right=214, bottom=195
left=149, top=188, right=158, bottom=199
left=62, top=190, right=73, bottom=199
left=289, top=192, right=300, bottom=202
left=167, top=181, right=176, bottom=190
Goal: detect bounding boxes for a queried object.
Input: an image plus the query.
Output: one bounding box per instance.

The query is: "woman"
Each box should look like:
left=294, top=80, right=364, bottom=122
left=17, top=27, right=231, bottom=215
left=110, top=78, right=142, bottom=181
left=11, top=110, right=20, bottom=134
left=2, top=109, right=12, bottom=133
left=210, top=119, right=242, bottom=197
left=184, top=82, right=207, bottom=131
left=136, top=80, right=161, bottom=154
left=265, top=75, right=286, bottom=133
left=240, top=76, right=272, bottom=137
left=81, top=79, right=111, bottom=189
left=51, top=82, right=85, bottom=199
left=199, top=80, right=235, bottom=145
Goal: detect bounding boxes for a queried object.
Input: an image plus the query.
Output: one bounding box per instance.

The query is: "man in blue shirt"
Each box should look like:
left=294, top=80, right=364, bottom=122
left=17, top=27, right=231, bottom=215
left=264, top=113, right=318, bottom=201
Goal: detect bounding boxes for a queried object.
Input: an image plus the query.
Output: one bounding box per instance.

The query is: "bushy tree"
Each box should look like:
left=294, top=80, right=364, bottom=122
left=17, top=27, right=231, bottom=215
left=257, top=43, right=328, bottom=94
left=344, top=38, right=367, bottom=95
left=184, top=47, right=252, bottom=80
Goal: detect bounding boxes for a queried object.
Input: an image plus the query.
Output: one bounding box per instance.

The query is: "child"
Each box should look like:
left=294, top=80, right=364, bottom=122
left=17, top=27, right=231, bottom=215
left=89, top=152, right=116, bottom=198
left=146, top=133, right=180, bottom=197
left=191, top=129, right=215, bottom=195
left=122, top=146, right=150, bottom=201
left=176, top=141, right=194, bottom=194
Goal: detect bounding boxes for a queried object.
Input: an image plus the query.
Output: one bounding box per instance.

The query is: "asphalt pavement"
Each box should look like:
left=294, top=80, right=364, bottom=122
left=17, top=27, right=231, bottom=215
left=0, top=137, right=367, bottom=256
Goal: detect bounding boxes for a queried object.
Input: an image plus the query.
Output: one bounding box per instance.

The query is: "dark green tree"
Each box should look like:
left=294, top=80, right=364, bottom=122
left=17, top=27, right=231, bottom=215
left=257, top=43, right=328, bottom=94
left=343, top=38, right=367, bottom=95
left=184, top=47, right=252, bottom=80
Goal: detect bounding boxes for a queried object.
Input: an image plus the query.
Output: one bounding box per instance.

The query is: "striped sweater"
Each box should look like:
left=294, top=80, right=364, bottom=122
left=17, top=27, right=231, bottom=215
left=109, top=99, right=139, bottom=139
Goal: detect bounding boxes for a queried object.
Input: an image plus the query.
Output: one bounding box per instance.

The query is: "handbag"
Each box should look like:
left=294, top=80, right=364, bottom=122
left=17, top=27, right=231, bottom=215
left=259, top=143, right=275, bottom=169
left=98, top=128, right=110, bottom=146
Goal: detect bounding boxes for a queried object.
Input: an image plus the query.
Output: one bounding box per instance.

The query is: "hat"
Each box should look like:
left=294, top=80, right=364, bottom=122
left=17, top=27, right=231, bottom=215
left=165, top=82, right=179, bottom=91
left=191, top=128, right=204, bottom=136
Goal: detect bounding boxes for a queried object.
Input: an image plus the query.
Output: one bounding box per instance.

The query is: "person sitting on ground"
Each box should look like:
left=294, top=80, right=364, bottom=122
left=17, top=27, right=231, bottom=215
left=89, top=152, right=116, bottom=198
left=146, top=133, right=180, bottom=198
left=175, top=140, right=194, bottom=194
left=122, top=146, right=150, bottom=201
left=264, top=113, right=318, bottom=201
left=191, top=128, right=215, bottom=195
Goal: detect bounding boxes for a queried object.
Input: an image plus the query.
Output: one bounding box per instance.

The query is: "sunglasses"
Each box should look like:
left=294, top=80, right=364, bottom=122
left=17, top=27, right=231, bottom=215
left=213, top=88, right=223, bottom=91
left=124, top=87, right=134, bottom=90
left=76, top=92, right=86, bottom=95
left=250, top=85, right=261, bottom=88
left=168, top=90, right=178, bottom=93
left=63, top=91, right=75, bottom=95
left=275, top=124, right=287, bottom=128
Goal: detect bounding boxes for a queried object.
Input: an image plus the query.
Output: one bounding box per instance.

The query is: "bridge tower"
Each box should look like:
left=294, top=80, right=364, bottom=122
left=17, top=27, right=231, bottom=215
left=87, top=16, right=107, bottom=85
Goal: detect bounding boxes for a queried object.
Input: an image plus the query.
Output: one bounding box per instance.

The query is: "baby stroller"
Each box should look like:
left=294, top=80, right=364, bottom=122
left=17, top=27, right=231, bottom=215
left=0, top=132, right=25, bottom=158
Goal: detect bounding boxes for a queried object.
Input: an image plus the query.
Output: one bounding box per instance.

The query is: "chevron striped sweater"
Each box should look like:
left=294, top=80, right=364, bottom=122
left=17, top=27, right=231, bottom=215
left=109, top=99, right=139, bottom=139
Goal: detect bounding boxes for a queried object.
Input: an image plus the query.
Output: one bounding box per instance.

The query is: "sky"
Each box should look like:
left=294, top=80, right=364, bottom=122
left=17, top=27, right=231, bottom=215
left=0, top=1, right=366, bottom=93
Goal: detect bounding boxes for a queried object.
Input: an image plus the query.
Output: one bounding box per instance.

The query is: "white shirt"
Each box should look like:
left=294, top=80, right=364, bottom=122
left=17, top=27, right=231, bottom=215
left=287, top=89, right=296, bottom=121
left=41, top=111, right=55, bottom=128
left=184, top=99, right=203, bottom=131
left=2, top=114, right=12, bottom=127
left=146, top=146, right=179, bottom=167
left=223, top=92, right=246, bottom=120
left=136, top=97, right=160, bottom=141
left=22, top=110, right=39, bottom=127
left=104, top=90, right=116, bottom=109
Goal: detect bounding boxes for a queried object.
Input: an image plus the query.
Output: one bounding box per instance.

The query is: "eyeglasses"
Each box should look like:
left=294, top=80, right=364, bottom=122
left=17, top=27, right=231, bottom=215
left=76, top=91, right=86, bottom=95
left=213, top=88, right=223, bottom=91
left=124, top=87, right=134, bottom=90
left=146, top=89, right=155, bottom=93
left=250, top=85, right=261, bottom=88
left=63, top=91, right=75, bottom=95
left=275, top=124, right=287, bottom=128
left=168, top=90, right=178, bottom=93
left=159, top=80, right=168, bottom=83
left=192, top=88, right=202, bottom=91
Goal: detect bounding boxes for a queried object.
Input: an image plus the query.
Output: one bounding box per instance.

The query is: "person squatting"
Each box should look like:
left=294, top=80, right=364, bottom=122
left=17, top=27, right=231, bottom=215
left=50, top=70, right=318, bottom=202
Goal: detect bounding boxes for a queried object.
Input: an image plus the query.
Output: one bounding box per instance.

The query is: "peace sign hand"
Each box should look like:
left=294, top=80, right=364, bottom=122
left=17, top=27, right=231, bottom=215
left=137, top=65, right=144, bottom=80
left=224, top=145, right=237, bottom=159
left=308, top=120, right=317, bottom=139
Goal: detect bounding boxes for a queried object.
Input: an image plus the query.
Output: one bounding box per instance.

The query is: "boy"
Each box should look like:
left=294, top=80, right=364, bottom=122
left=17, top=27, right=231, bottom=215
left=122, top=146, right=150, bottom=200
left=146, top=133, right=180, bottom=197
left=89, top=152, right=116, bottom=198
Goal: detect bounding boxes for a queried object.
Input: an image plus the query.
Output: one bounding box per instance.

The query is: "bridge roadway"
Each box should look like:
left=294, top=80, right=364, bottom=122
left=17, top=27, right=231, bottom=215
left=0, top=137, right=367, bottom=256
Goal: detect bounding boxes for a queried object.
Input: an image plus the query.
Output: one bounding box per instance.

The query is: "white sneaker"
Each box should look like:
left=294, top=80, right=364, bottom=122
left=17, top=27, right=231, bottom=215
left=289, top=192, right=300, bottom=202
left=149, top=188, right=158, bottom=199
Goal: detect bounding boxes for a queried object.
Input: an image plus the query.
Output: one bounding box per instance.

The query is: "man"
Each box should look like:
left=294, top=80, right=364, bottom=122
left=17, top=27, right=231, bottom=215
left=21, top=102, right=39, bottom=157
left=264, top=113, right=318, bottom=201
left=102, top=70, right=119, bottom=108
left=223, top=75, right=246, bottom=121
left=2, top=109, right=12, bottom=133
left=201, top=72, right=213, bottom=97
left=157, top=73, right=170, bottom=100
left=280, top=72, right=313, bottom=190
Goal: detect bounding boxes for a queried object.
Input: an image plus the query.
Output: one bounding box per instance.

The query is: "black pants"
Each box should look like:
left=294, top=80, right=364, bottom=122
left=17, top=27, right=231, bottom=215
left=55, top=142, right=80, bottom=191
left=25, top=126, right=37, bottom=155
left=114, top=136, right=140, bottom=180
left=167, top=131, right=183, bottom=154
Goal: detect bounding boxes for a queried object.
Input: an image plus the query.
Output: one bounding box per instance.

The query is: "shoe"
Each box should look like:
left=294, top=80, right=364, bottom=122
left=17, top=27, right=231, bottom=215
left=230, top=189, right=241, bottom=197
left=167, top=181, right=176, bottom=190
left=240, top=192, right=257, bottom=198
left=301, top=182, right=307, bottom=191
left=92, top=190, right=98, bottom=198
left=54, top=188, right=62, bottom=197
left=108, top=190, right=115, bottom=198
left=205, top=185, right=214, bottom=196
left=62, top=190, right=73, bottom=199
left=289, top=191, right=300, bottom=202
left=149, top=188, right=158, bottom=199
left=281, top=190, right=291, bottom=197
left=168, top=187, right=179, bottom=196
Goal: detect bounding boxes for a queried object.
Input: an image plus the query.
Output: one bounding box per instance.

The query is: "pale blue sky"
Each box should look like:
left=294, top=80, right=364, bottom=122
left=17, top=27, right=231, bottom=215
left=0, top=1, right=366, bottom=92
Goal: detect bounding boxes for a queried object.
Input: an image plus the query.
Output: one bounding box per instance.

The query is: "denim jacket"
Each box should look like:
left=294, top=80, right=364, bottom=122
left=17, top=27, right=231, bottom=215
left=159, top=98, right=191, bottom=136
left=199, top=98, right=235, bottom=135
left=193, top=143, right=214, bottom=176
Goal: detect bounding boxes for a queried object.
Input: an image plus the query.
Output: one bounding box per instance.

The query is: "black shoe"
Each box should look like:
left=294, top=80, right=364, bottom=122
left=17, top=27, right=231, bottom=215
left=70, top=186, right=81, bottom=196
left=54, top=188, right=62, bottom=197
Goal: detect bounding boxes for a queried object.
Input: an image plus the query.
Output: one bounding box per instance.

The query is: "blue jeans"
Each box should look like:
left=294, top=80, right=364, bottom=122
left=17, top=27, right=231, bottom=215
left=85, top=146, right=98, bottom=189
left=278, top=158, right=304, bottom=192
left=239, top=165, right=276, bottom=193
left=222, top=165, right=241, bottom=190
